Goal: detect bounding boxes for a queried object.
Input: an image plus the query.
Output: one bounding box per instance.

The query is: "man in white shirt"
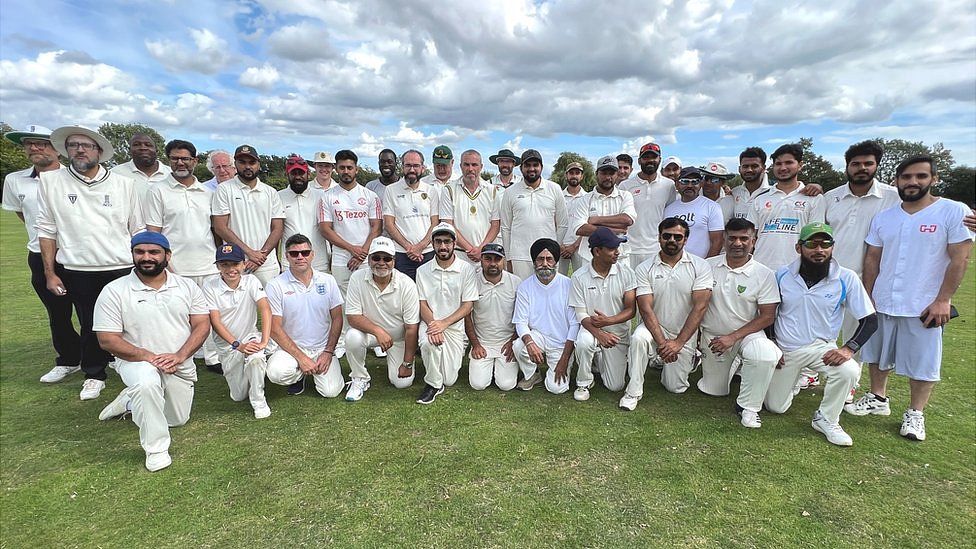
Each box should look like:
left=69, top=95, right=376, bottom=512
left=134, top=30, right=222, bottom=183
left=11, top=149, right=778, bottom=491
left=212, top=145, right=285, bottom=287
left=622, top=218, right=713, bottom=410
left=729, top=148, right=771, bottom=220
left=663, top=166, right=724, bottom=258
left=423, top=145, right=455, bottom=187
left=37, top=125, right=145, bottom=400
left=764, top=223, right=877, bottom=446
left=343, top=237, right=421, bottom=401
left=620, top=142, right=677, bottom=269
left=2, top=124, right=80, bottom=384
left=569, top=155, right=637, bottom=267
left=569, top=228, right=637, bottom=402
left=93, top=232, right=210, bottom=472
left=488, top=148, right=523, bottom=190
left=202, top=150, right=236, bottom=192
left=512, top=238, right=580, bottom=394
left=615, top=154, right=633, bottom=184
left=111, top=133, right=171, bottom=193
left=365, top=149, right=400, bottom=209
left=851, top=156, right=974, bottom=441
left=465, top=243, right=521, bottom=391
left=701, top=161, right=736, bottom=223
left=146, top=139, right=221, bottom=372
left=311, top=151, right=335, bottom=192
left=384, top=149, right=439, bottom=280
left=265, top=234, right=345, bottom=398
left=696, top=218, right=782, bottom=428
left=279, top=154, right=330, bottom=272
left=499, top=149, right=569, bottom=280
left=661, top=156, right=681, bottom=186
left=558, top=162, right=588, bottom=274
left=415, top=223, right=479, bottom=404
left=439, top=150, right=500, bottom=265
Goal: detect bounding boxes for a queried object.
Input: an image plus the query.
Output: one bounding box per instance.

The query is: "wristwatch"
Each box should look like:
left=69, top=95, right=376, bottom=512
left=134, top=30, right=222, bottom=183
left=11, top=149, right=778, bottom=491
left=231, top=340, right=241, bottom=350
left=845, top=340, right=860, bottom=353
left=401, top=362, right=414, bottom=370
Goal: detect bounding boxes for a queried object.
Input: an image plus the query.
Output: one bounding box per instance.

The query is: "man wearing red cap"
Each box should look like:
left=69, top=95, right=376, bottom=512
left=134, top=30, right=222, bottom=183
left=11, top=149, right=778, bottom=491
left=279, top=154, right=331, bottom=273
left=620, top=142, right=677, bottom=270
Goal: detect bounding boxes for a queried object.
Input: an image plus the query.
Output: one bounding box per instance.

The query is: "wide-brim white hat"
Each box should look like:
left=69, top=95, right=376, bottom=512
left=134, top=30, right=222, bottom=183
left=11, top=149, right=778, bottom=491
left=50, top=125, right=114, bottom=163
left=4, top=124, right=53, bottom=145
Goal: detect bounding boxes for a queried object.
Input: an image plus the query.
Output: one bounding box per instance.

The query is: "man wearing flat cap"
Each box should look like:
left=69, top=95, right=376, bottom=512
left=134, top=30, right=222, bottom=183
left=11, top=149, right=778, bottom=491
left=465, top=243, right=522, bottom=391
left=489, top=148, right=523, bottom=191
left=94, top=232, right=210, bottom=472
left=35, top=125, right=146, bottom=401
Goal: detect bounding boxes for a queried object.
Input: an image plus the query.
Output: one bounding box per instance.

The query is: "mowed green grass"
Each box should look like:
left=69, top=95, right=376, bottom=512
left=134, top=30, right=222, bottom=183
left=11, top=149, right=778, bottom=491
left=1, top=212, right=973, bottom=548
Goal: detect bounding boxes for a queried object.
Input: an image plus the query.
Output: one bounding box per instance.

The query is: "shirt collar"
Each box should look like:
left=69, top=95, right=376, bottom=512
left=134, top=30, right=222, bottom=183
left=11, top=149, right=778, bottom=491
left=838, top=179, right=884, bottom=199
left=167, top=174, right=204, bottom=190
left=233, top=176, right=263, bottom=189
left=431, top=257, right=464, bottom=272
left=127, top=269, right=178, bottom=292
left=786, top=258, right=841, bottom=281
left=653, top=251, right=691, bottom=267
left=724, top=256, right=758, bottom=274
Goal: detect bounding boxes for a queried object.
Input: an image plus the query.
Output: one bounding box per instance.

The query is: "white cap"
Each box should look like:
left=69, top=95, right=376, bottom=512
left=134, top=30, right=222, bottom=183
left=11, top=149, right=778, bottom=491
left=702, top=161, right=732, bottom=178
left=368, top=237, right=395, bottom=256
left=313, top=151, right=335, bottom=164
left=663, top=156, right=682, bottom=169
left=431, top=222, right=456, bottom=239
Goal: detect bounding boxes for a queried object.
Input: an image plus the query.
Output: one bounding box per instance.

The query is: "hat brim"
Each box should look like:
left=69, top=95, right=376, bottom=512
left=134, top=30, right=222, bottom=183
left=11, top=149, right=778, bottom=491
left=489, top=154, right=521, bottom=166
left=50, top=126, right=114, bottom=163
left=639, top=150, right=661, bottom=158
left=5, top=131, right=52, bottom=146
left=235, top=152, right=259, bottom=160
left=431, top=158, right=452, bottom=165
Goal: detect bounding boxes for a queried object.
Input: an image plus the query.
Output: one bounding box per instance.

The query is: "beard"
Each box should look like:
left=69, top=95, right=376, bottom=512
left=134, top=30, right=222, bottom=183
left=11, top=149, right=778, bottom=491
left=523, top=172, right=541, bottom=184
left=173, top=167, right=192, bottom=178
left=239, top=168, right=257, bottom=181
left=338, top=173, right=355, bottom=185
left=898, top=183, right=931, bottom=202
left=289, top=180, right=309, bottom=194
left=71, top=157, right=99, bottom=173
left=371, top=264, right=392, bottom=278
left=136, top=258, right=168, bottom=277
left=535, top=266, right=556, bottom=283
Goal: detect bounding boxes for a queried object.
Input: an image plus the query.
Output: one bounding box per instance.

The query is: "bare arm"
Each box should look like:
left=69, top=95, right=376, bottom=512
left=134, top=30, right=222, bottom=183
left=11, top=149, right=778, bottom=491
left=862, top=244, right=882, bottom=299
left=676, top=289, right=711, bottom=345
left=706, top=231, right=724, bottom=258
left=636, top=294, right=668, bottom=345
left=260, top=218, right=285, bottom=255
left=212, top=214, right=254, bottom=254
left=96, top=332, right=155, bottom=363
left=922, top=240, right=974, bottom=327
left=39, top=237, right=65, bottom=295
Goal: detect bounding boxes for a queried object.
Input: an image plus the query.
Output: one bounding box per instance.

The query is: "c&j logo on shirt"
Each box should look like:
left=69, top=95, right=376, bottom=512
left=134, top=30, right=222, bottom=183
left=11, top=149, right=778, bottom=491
left=919, top=224, right=938, bottom=233
left=316, top=283, right=326, bottom=295
left=16, top=194, right=24, bottom=201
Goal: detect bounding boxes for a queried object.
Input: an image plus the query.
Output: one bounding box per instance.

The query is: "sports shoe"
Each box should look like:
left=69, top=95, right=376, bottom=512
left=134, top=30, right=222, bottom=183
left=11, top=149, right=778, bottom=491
left=618, top=393, right=640, bottom=411
left=345, top=378, right=370, bottom=402
left=573, top=383, right=593, bottom=402
left=516, top=371, right=542, bottom=391
left=252, top=403, right=271, bottom=419
left=98, top=389, right=131, bottom=420
left=812, top=410, right=853, bottom=446
left=206, top=363, right=224, bottom=375
left=373, top=346, right=387, bottom=358
left=844, top=392, right=891, bottom=416
left=287, top=377, right=306, bottom=396
left=798, top=374, right=820, bottom=390
left=80, top=379, right=106, bottom=400
left=416, top=384, right=444, bottom=405
left=40, top=365, right=80, bottom=383
left=739, top=409, right=762, bottom=429
left=900, top=409, right=926, bottom=441
left=145, top=451, right=172, bottom=472
left=845, top=386, right=857, bottom=405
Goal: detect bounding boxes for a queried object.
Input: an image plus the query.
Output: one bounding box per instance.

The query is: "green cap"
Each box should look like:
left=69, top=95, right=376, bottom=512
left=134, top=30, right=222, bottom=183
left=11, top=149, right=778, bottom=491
left=432, top=145, right=453, bottom=165
left=798, top=222, right=834, bottom=242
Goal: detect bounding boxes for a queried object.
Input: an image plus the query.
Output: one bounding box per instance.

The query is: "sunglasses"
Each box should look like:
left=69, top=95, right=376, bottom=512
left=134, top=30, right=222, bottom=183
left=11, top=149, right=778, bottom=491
left=661, top=233, right=685, bottom=241
left=677, top=178, right=701, bottom=185
left=801, top=240, right=834, bottom=249
left=286, top=159, right=307, bottom=166
left=287, top=249, right=312, bottom=257
left=370, top=255, right=394, bottom=263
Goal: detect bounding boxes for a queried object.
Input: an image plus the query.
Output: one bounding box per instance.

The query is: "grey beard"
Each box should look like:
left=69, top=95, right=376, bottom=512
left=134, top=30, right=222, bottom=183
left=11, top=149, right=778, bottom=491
left=71, top=157, right=99, bottom=172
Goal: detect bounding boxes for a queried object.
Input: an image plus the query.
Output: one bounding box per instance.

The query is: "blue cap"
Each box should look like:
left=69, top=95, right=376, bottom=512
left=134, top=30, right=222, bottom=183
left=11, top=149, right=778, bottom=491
left=215, top=243, right=245, bottom=263
left=588, top=226, right=627, bottom=249
left=130, top=231, right=170, bottom=251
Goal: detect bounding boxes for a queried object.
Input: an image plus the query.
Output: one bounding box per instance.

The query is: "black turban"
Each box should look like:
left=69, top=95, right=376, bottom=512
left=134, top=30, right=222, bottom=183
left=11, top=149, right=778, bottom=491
left=530, top=238, right=560, bottom=262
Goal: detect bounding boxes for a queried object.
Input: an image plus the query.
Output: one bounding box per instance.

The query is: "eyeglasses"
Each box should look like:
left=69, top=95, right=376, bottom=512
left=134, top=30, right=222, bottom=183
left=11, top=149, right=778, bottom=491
left=286, top=159, right=307, bottom=166
left=168, top=156, right=195, bottom=164
left=801, top=240, right=834, bottom=249
left=370, top=255, right=394, bottom=263
left=213, top=164, right=234, bottom=171
left=66, top=142, right=97, bottom=151
left=402, top=163, right=423, bottom=170
left=661, top=233, right=686, bottom=241
left=287, top=249, right=312, bottom=257
left=677, top=178, right=701, bottom=185
left=22, top=139, right=51, bottom=149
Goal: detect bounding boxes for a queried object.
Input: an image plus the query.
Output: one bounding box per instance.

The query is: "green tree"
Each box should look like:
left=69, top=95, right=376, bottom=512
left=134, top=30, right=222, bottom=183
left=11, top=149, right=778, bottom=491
left=873, top=138, right=954, bottom=185
left=356, top=166, right=380, bottom=186
left=938, top=165, right=975, bottom=206
left=797, top=137, right=844, bottom=191
left=480, top=169, right=496, bottom=182
left=550, top=152, right=596, bottom=191
left=97, top=123, right=166, bottom=166
left=0, top=122, right=31, bottom=184
left=193, top=154, right=213, bottom=181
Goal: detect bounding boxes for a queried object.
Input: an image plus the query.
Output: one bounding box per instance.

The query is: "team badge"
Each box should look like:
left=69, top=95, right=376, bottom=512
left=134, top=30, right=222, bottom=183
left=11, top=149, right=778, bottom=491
left=421, top=193, right=428, bottom=200
left=67, top=194, right=77, bottom=204
left=737, top=285, right=747, bottom=294
left=470, top=206, right=477, bottom=214
left=919, top=224, right=938, bottom=233
left=16, top=194, right=24, bottom=201
left=412, top=206, right=419, bottom=214
left=103, top=195, right=112, bottom=207
left=221, top=244, right=234, bottom=254
left=316, top=283, right=326, bottom=295
left=358, top=197, right=366, bottom=205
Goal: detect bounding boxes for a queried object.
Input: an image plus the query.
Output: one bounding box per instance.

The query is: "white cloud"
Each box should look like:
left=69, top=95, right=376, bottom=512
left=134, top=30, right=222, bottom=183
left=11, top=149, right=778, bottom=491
left=239, top=64, right=280, bottom=90
left=145, top=28, right=232, bottom=74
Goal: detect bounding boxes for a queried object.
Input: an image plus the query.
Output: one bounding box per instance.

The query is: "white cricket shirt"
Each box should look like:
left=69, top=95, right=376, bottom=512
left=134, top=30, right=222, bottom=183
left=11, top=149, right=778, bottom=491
left=2, top=165, right=65, bottom=252
left=212, top=177, right=286, bottom=253
left=266, top=269, right=344, bottom=350
left=747, top=183, right=825, bottom=270
left=345, top=268, right=420, bottom=336
left=382, top=179, right=440, bottom=253
left=570, top=186, right=637, bottom=262
left=569, top=263, right=638, bottom=338
left=619, top=174, right=677, bottom=255
left=729, top=174, right=771, bottom=220
left=471, top=269, right=521, bottom=348
left=702, top=255, right=779, bottom=336
left=439, top=180, right=500, bottom=250
left=635, top=251, right=713, bottom=334
left=279, top=186, right=331, bottom=272
left=203, top=273, right=266, bottom=340
left=146, top=176, right=217, bottom=276
left=824, top=180, right=900, bottom=275
left=512, top=273, right=580, bottom=344
left=318, top=183, right=382, bottom=268
left=499, top=179, right=569, bottom=261
left=416, top=256, right=479, bottom=332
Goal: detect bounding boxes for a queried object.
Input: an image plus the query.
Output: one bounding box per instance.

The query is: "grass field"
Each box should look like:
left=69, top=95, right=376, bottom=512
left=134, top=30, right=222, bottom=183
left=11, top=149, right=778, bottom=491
left=1, top=212, right=974, bottom=548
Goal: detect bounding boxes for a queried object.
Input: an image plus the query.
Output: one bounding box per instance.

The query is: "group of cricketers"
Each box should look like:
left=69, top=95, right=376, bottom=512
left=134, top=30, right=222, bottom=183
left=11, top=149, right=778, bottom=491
left=3, top=123, right=973, bottom=472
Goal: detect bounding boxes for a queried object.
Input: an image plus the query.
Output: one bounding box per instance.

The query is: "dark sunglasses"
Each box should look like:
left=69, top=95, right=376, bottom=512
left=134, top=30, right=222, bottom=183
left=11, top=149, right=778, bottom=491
left=801, top=240, right=834, bottom=249
left=287, top=249, right=312, bottom=257
left=677, top=178, right=701, bottom=185
left=661, top=233, right=685, bottom=241
left=370, top=255, right=394, bottom=263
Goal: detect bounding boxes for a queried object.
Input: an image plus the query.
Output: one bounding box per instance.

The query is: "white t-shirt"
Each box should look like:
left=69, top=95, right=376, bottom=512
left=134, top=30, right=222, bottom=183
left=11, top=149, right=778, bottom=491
left=439, top=180, right=500, bottom=250
left=212, top=177, right=286, bottom=254
left=747, top=183, right=825, bottom=270
left=265, top=269, right=343, bottom=350
left=569, top=187, right=637, bottom=261
left=146, top=176, right=217, bottom=276
left=824, top=180, right=900, bottom=276
left=513, top=273, right=580, bottom=345
left=318, top=183, right=381, bottom=267
left=702, top=256, right=780, bottom=336
left=635, top=251, right=713, bottom=334
left=619, top=174, right=677, bottom=255
left=345, top=268, right=420, bottom=338
left=865, top=198, right=975, bottom=317
left=569, top=263, right=638, bottom=338
left=382, top=179, right=440, bottom=253
left=663, top=195, right=725, bottom=258
left=729, top=174, right=771, bottom=220
left=471, top=269, right=521, bottom=349
left=416, top=257, right=479, bottom=332
left=498, top=179, right=569, bottom=261
left=203, top=273, right=266, bottom=341
left=2, top=165, right=66, bottom=252
left=279, top=186, right=331, bottom=272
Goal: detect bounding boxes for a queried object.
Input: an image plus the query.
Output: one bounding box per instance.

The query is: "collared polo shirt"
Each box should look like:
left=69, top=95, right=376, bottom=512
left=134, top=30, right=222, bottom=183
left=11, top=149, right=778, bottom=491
left=747, top=182, right=825, bottom=270
left=824, top=180, right=900, bottom=275
left=382, top=179, right=440, bottom=253
left=702, top=255, right=779, bottom=335
left=729, top=174, right=771, bottom=220
left=439, top=180, right=500, bottom=250
left=512, top=273, right=580, bottom=344
left=345, top=268, right=420, bottom=335
left=571, top=186, right=637, bottom=261
left=212, top=176, right=285, bottom=253
left=112, top=160, right=172, bottom=200
left=146, top=175, right=217, bottom=276
left=2, top=165, right=66, bottom=252
left=569, top=262, right=638, bottom=338
left=266, top=269, right=343, bottom=349
left=279, top=186, right=331, bottom=271
left=203, top=273, right=266, bottom=339
left=619, top=174, right=677, bottom=255
left=635, top=251, right=713, bottom=334
left=416, top=256, right=479, bottom=331
left=471, top=269, right=521, bottom=347
left=499, top=178, right=569, bottom=261
left=663, top=194, right=724, bottom=258
left=318, top=183, right=381, bottom=268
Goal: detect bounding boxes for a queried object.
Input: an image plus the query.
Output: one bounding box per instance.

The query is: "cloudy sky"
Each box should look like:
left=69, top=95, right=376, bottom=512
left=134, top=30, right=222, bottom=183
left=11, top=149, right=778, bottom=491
left=2, top=0, right=974, bottom=174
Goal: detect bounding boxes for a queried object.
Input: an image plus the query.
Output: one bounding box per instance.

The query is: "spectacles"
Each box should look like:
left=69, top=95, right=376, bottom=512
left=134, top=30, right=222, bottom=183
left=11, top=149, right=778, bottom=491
left=22, top=139, right=51, bottom=149
left=801, top=240, right=834, bottom=249
left=66, top=141, right=97, bottom=151
left=661, top=233, right=685, bottom=241
left=370, top=255, right=394, bottom=263
left=168, top=156, right=195, bottom=164
left=213, top=164, right=234, bottom=171
left=287, top=249, right=312, bottom=257
left=402, top=163, right=423, bottom=170
left=677, top=178, right=701, bottom=185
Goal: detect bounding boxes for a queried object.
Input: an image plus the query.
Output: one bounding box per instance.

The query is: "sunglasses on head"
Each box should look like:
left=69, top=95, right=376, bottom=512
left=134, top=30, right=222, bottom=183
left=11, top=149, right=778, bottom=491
left=286, top=158, right=306, bottom=166
left=287, top=249, right=312, bottom=257
left=801, top=239, right=834, bottom=249
left=661, top=233, right=685, bottom=241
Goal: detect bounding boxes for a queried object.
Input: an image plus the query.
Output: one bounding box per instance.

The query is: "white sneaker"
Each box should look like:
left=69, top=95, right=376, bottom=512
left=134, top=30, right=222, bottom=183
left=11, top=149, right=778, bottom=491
left=844, top=392, right=891, bottom=416
left=145, top=451, right=172, bottom=472
left=345, top=378, right=370, bottom=402
left=40, top=365, right=80, bottom=383
left=98, top=389, right=131, bottom=420
left=573, top=384, right=592, bottom=402
left=373, top=346, right=387, bottom=358
left=618, top=393, right=640, bottom=411
left=812, top=410, right=853, bottom=446
left=798, top=374, right=819, bottom=390
left=900, top=409, right=926, bottom=441
left=79, top=379, right=106, bottom=400
left=740, top=409, right=762, bottom=429
left=252, top=403, right=272, bottom=419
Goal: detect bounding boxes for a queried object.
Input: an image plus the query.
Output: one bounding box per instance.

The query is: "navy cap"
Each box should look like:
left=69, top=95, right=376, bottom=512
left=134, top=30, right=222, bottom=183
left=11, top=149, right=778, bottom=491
left=131, top=231, right=170, bottom=251
left=588, top=227, right=627, bottom=249
left=678, top=166, right=703, bottom=181
left=481, top=243, right=506, bottom=257
left=215, top=243, right=245, bottom=263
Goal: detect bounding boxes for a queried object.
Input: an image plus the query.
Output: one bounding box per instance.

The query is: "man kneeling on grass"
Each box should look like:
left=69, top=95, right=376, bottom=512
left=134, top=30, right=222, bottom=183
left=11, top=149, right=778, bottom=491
left=95, top=232, right=210, bottom=472
left=203, top=243, right=273, bottom=418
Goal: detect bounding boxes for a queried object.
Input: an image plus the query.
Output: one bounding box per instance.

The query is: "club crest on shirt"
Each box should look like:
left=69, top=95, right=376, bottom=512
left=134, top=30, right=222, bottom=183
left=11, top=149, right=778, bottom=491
left=357, top=197, right=367, bottom=205
left=316, top=283, right=326, bottom=295
left=16, top=194, right=25, bottom=201
left=919, top=224, right=938, bottom=233
left=737, top=285, right=747, bottom=294
left=103, top=195, right=112, bottom=207
left=67, top=193, right=77, bottom=204
left=421, top=193, right=428, bottom=200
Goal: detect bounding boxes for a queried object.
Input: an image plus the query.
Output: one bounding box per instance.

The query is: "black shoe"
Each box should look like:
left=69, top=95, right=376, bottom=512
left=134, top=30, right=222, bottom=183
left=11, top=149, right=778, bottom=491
left=287, top=376, right=306, bottom=396
left=206, top=363, right=224, bottom=375
left=416, top=384, right=441, bottom=405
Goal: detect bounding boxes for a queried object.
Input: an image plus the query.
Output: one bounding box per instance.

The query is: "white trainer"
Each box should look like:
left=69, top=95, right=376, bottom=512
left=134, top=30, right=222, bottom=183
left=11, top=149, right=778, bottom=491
left=79, top=379, right=105, bottom=400
left=812, top=410, right=853, bottom=446
left=252, top=403, right=272, bottom=419
left=740, top=409, right=762, bottom=429
left=844, top=392, right=891, bottom=416
left=40, top=365, right=81, bottom=383
left=618, top=394, right=640, bottom=411
left=345, top=378, right=370, bottom=402
left=145, top=451, right=172, bottom=472
left=573, top=384, right=592, bottom=402
left=900, top=409, right=926, bottom=441
left=98, top=389, right=131, bottom=420
left=373, top=346, right=387, bottom=358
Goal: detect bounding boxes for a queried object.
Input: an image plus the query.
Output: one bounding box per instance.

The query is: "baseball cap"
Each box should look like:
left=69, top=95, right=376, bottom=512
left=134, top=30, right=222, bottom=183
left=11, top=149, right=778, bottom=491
left=798, top=222, right=834, bottom=242
left=565, top=162, right=584, bottom=173
left=520, top=149, right=543, bottom=164
left=285, top=154, right=309, bottom=173
left=481, top=243, right=506, bottom=257
left=431, top=222, right=457, bottom=240
left=131, top=231, right=170, bottom=251
left=5, top=124, right=53, bottom=145
left=678, top=166, right=703, bottom=181
left=234, top=144, right=259, bottom=160
left=596, top=155, right=619, bottom=172
left=588, top=226, right=627, bottom=249
left=702, top=161, right=733, bottom=179
left=313, top=151, right=335, bottom=164
left=489, top=149, right=521, bottom=166
left=432, top=145, right=453, bottom=165
left=639, top=142, right=662, bottom=158
left=368, top=237, right=396, bottom=257
left=215, top=243, right=245, bottom=263
left=662, top=156, right=682, bottom=169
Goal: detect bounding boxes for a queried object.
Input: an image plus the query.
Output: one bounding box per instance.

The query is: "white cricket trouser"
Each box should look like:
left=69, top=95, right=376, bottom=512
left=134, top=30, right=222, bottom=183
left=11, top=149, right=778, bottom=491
left=330, top=261, right=366, bottom=357
left=626, top=324, right=697, bottom=396
left=266, top=347, right=343, bottom=397
left=512, top=330, right=573, bottom=394
left=629, top=251, right=657, bottom=271
left=558, top=253, right=584, bottom=276
left=252, top=258, right=281, bottom=288
left=215, top=332, right=268, bottom=409
left=114, top=360, right=194, bottom=455
left=574, top=329, right=629, bottom=392
left=468, top=343, right=518, bottom=391
left=510, top=260, right=535, bottom=282
left=697, top=331, right=781, bottom=412
left=185, top=273, right=220, bottom=366
left=764, top=340, right=859, bottom=423
left=419, top=324, right=466, bottom=389
left=345, top=328, right=413, bottom=389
